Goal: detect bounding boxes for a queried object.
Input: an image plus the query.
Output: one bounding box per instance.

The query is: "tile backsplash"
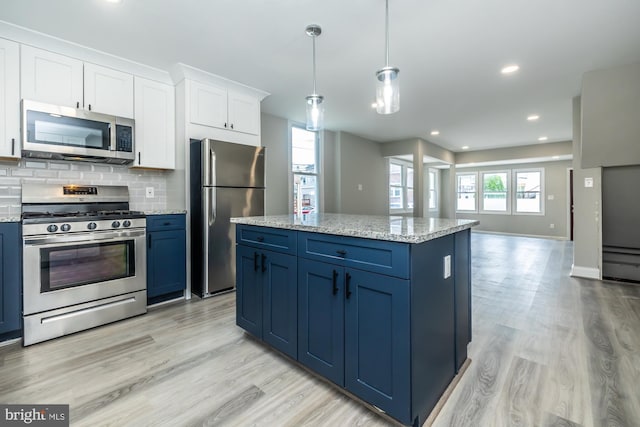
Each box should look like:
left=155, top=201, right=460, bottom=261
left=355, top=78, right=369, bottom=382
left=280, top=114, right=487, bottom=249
left=0, top=159, right=168, bottom=215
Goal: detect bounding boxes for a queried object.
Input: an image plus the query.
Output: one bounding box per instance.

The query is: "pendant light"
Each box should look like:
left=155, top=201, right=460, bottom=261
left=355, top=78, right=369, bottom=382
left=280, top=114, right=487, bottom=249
left=305, top=25, right=324, bottom=131
left=375, top=0, right=400, bottom=114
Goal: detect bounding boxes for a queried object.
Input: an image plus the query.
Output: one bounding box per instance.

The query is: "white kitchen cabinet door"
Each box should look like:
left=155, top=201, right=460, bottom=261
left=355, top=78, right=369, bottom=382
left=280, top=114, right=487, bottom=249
left=228, top=91, right=260, bottom=135
left=0, top=39, right=20, bottom=159
left=189, top=80, right=227, bottom=129
left=84, top=63, right=134, bottom=118
left=20, top=45, right=83, bottom=108
left=132, top=76, right=175, bottom=169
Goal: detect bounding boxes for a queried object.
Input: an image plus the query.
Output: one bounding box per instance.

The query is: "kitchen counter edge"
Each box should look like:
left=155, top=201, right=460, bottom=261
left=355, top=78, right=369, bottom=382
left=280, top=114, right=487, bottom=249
left=230, top=214, right=479, bottom=244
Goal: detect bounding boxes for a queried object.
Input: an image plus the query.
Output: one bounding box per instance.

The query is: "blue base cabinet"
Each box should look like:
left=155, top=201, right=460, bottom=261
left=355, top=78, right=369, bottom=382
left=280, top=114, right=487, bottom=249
left=236, top=226, right=298, bottom=359
left=236, top=224, right=472, bottom=427
left=147, top=215, right=186, bottom=304
left=0, top=222, right=22, bottom=340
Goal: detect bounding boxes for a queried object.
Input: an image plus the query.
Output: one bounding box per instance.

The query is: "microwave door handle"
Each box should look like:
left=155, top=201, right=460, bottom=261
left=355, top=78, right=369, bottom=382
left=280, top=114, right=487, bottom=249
left=109, top=123, right=115, bottom=151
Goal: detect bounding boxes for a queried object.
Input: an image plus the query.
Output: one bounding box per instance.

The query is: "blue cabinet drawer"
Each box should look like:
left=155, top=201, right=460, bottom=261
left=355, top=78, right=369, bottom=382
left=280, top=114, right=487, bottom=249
left=298, top=232, right=409, bottom=279
left=236, top=225, right=297, bottom=255
left=147, top=214, right=185, bottom=231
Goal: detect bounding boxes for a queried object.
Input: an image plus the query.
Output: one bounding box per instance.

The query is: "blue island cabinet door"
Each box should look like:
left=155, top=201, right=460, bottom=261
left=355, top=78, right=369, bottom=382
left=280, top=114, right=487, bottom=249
left=0, top=223, right=21, bottom=336
left=345, top=268, right=411, bottom=425
left=298, top=258, right=345, bottom=386
left=262, top=250, right=297, bottom=359
left=147, top=229, right=186, bottom=298
left=236, top=245, right=263, bottom=337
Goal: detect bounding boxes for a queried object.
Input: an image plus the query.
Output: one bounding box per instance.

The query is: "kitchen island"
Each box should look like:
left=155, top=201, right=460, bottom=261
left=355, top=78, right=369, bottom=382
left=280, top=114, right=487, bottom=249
left=230, top=214, right=478, bottom=426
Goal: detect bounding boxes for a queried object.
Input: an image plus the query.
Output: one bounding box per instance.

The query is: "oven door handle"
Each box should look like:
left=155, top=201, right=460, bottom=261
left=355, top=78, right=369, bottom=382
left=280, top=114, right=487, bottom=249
left=24, top=229, right=146, bottom=246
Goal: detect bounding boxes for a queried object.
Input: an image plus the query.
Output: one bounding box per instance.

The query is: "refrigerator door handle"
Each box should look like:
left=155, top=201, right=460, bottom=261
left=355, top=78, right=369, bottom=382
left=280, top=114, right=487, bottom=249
left=202, top=139, right=216, bottom=186
left=203, top=187, right=216, bottom=292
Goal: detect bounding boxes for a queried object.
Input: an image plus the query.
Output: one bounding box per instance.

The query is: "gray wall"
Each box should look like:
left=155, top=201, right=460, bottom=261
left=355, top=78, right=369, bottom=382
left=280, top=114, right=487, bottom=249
left=323, top=130, right=339, bottom=213
left=455, top=160, right=571, bottom=238
left=261, top=113, right=290, bottom=215
left=572, top=96, right=602, bottom=277
left=581, top=62, right=640, bottom=168
left=336, top=132, right=388, bottom=215
left=455, top=141, right=572, bottom=164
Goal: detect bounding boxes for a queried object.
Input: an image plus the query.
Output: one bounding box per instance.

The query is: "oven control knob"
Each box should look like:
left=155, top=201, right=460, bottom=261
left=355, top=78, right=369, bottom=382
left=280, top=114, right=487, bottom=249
left=61, top=224, right=71, bottom=232
left=47, top=224, right=58, bottom=233
left=112, top=221, right=121, bottom=228
left=123, top=220, right=131, bottom=228
left=87, top=222, right=97, bottom=230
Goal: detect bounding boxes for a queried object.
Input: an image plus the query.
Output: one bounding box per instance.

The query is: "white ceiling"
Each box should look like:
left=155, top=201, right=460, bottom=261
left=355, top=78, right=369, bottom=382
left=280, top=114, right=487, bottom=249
left=1, top=0, right=639, bottom=152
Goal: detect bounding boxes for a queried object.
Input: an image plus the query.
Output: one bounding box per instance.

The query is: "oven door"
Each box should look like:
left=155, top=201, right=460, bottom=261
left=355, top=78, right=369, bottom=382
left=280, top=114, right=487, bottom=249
left=23, top=229, right=146, bottom=315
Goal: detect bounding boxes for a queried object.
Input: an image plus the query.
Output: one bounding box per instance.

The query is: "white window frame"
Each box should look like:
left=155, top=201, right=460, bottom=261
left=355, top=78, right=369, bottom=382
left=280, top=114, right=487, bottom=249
left=388, top=159, right=413, bottom=214
left=289, top=123, right=321, bottom=215
left=513, top=168, right=545, bottom=216
left=480, top=170, right=511, bottom=214
left=456, top=172, right=478, bottom=213
left=428, top=168, right=439, bottom=212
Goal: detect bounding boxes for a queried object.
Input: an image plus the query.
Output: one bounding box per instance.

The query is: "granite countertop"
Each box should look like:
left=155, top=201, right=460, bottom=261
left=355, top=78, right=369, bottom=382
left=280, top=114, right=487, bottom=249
left=143, top=210, right=187, bottom=215
left=0, top=216, right=21, bottom=223
left=231, top=213, right=479, bottom=244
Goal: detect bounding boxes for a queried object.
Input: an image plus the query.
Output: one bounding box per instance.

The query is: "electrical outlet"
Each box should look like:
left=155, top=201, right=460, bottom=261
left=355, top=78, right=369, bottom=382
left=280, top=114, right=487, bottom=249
left=443, top=255, right=451, bottom=279
left=145, top=187, right=155, bottom=198
left=550, top=223, right=555, bottom=229
left=357, top=184, right=363, bottom=191
left=548, top=194, right=554, bottom=200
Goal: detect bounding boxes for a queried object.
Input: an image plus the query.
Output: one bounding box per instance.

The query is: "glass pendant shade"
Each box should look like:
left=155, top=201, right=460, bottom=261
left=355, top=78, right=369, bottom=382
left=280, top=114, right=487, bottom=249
left=375, top=66, right=400, bottom=114
left=306, top=95, right=324, bottom=131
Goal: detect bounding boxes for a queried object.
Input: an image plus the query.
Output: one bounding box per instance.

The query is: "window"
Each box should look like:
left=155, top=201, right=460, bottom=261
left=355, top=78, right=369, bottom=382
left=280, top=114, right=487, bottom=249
left=428, top=169, right=439, bottom=210
left=389, top=160, right=413, bottom=212
left=456, top=173, right=477, bottom=212
left=481, top=171, right=509, bottom=213
left=291, top=126, right=319, bottom=215
left=514, top=169, right=544, bottom=214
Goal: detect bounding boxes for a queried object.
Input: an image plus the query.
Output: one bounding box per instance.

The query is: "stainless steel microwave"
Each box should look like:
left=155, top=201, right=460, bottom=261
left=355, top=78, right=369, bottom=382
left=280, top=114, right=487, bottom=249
left=21, top=99, right=135, bottom=165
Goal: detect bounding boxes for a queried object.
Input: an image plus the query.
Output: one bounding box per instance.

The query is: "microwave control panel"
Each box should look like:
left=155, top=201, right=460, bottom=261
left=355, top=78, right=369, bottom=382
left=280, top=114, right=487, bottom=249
left=116, top=125, right=133, bottom=153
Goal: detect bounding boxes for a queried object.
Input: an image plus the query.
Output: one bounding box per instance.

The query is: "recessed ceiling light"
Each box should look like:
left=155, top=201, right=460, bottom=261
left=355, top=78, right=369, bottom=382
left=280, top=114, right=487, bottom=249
left=552, top=155, right=560, bottom=159
left=462, top=145, right=469, bottom=150
left=371, top=102, right=378, bottom=108
left=104, top=0, right=123, bottom=4
left=501, top=64, right=519, bottom=74
left=527, top=115, right=540, bottom=121
left=538, top=136, right=548, bottom=141
left=430, top=130, right=440, bottom=136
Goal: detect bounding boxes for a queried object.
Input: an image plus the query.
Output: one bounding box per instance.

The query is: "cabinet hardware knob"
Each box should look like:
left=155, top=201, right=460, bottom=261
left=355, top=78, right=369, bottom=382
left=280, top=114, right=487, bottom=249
left=76, top=101, right=80, bottom=108
left=11, top=138, right=15, bottom=155
left=148, top=234, right=152, bottom=249
left=261, top=253, right=267, bottom=272
left=138, top=152, right=141, bottom=165
left=254, top=252, right=259, bottom=272
left=230, top=123, right=234, bottom=129
left=332, top=270, right=339, bottom=295
left=224, top=122, right=228, bottom=128
left=256, top=236, right=264, bottom=242
left=336, top=249, right=347, bottom=256
left=345, top=272, right=352, bottom=299
left=88, top=104, right=92, bottom=111
left=163, top=222, right=171, bottom=226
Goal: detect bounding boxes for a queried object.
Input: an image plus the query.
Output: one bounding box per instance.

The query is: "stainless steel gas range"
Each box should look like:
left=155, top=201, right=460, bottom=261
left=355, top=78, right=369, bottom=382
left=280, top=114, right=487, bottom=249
left=21, top=183, right=147, bottom=346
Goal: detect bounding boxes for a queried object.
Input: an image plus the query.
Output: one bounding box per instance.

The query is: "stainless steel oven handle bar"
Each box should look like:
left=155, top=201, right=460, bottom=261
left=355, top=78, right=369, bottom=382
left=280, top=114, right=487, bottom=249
left=24, top=229, right=145, bottom=246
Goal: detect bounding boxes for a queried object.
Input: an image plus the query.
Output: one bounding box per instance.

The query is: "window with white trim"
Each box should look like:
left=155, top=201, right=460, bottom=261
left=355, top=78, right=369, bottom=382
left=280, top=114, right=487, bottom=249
left=514, top=169, right=544, bottom=214
left=428, top=169, right=439, bottom=211
left=389, top=160, right=413, bottom=212
left=481, top=171, right=510, bottom=213
left=456, top=172, right=478, bottom=212
left=291, top=125, right=319, bottom=215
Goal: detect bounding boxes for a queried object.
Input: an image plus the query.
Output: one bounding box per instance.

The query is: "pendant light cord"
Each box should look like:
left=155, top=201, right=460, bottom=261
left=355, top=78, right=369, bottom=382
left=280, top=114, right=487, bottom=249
left=312, top=34, right=317, bottom=95
left=385, top=0, right=390, bottom=67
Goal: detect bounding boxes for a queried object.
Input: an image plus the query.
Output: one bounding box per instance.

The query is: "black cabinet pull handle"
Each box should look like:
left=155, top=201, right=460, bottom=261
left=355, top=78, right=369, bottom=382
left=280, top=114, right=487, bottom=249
left=254, top=252, right=259, bottom=271
left=230, top=123, right=234, bottom=129
left=336, top=249, right=347, bottom=256
left=332, top=270, right=339, bottom=295
left=76, top=101, right=80, bottom=108
left=148, top=234, right=152, bottom=248
left=261, top=253, right=267, bottom=272
left=345, top=272, right=352, bottom=299
left=224, top=122, right=228, bottom=128
left=163, top=222, right=171, bottom=226
left=11, top=138, right=15, bottom=155
left=256, top=236, right=264, bottom=242
left=138, top=152, right=141, bottom=165
left=88, top=104, right=92, bottom=111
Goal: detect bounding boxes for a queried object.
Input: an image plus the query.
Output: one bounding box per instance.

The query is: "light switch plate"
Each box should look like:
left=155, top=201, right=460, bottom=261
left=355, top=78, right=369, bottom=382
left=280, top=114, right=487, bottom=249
left=146, top=187, right=155, bottom=198
left=444, top=255, right=451, bottom=279
left=584, top=177, right=594, bottom=188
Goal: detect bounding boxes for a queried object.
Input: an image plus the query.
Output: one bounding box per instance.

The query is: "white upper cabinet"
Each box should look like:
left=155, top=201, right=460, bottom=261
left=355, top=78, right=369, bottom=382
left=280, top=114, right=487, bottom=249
left=21, top=45, right=133, bottom=118
left=189, top=80, right=259, bottom=136
left=132, top=76, right=175, bottom=170
left=0, top=38, right=20, bottom=159
left=84, top=63, right=134, bottom=118
left=228, top=91, right=260, bottom=135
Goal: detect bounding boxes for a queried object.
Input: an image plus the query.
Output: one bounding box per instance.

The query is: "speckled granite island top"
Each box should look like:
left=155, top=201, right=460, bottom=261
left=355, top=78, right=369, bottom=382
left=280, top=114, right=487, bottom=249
left=230, top=213, right=479, bottom=244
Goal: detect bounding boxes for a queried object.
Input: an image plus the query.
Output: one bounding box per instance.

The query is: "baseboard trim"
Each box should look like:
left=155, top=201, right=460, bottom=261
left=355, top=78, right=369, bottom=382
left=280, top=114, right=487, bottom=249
left=472, top=229, right=568, bottom=240
left=570, top=265, right=601, bottom=279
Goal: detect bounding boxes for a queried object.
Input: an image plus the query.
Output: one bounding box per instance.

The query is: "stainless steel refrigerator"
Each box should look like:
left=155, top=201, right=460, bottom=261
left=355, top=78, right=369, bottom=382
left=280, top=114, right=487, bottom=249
left=190, top=138, right=265, bottom=297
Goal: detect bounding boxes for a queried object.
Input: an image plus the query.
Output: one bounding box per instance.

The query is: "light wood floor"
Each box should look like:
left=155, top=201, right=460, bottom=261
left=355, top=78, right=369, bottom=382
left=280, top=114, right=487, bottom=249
left=1, top=233, right=639, bottom=426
